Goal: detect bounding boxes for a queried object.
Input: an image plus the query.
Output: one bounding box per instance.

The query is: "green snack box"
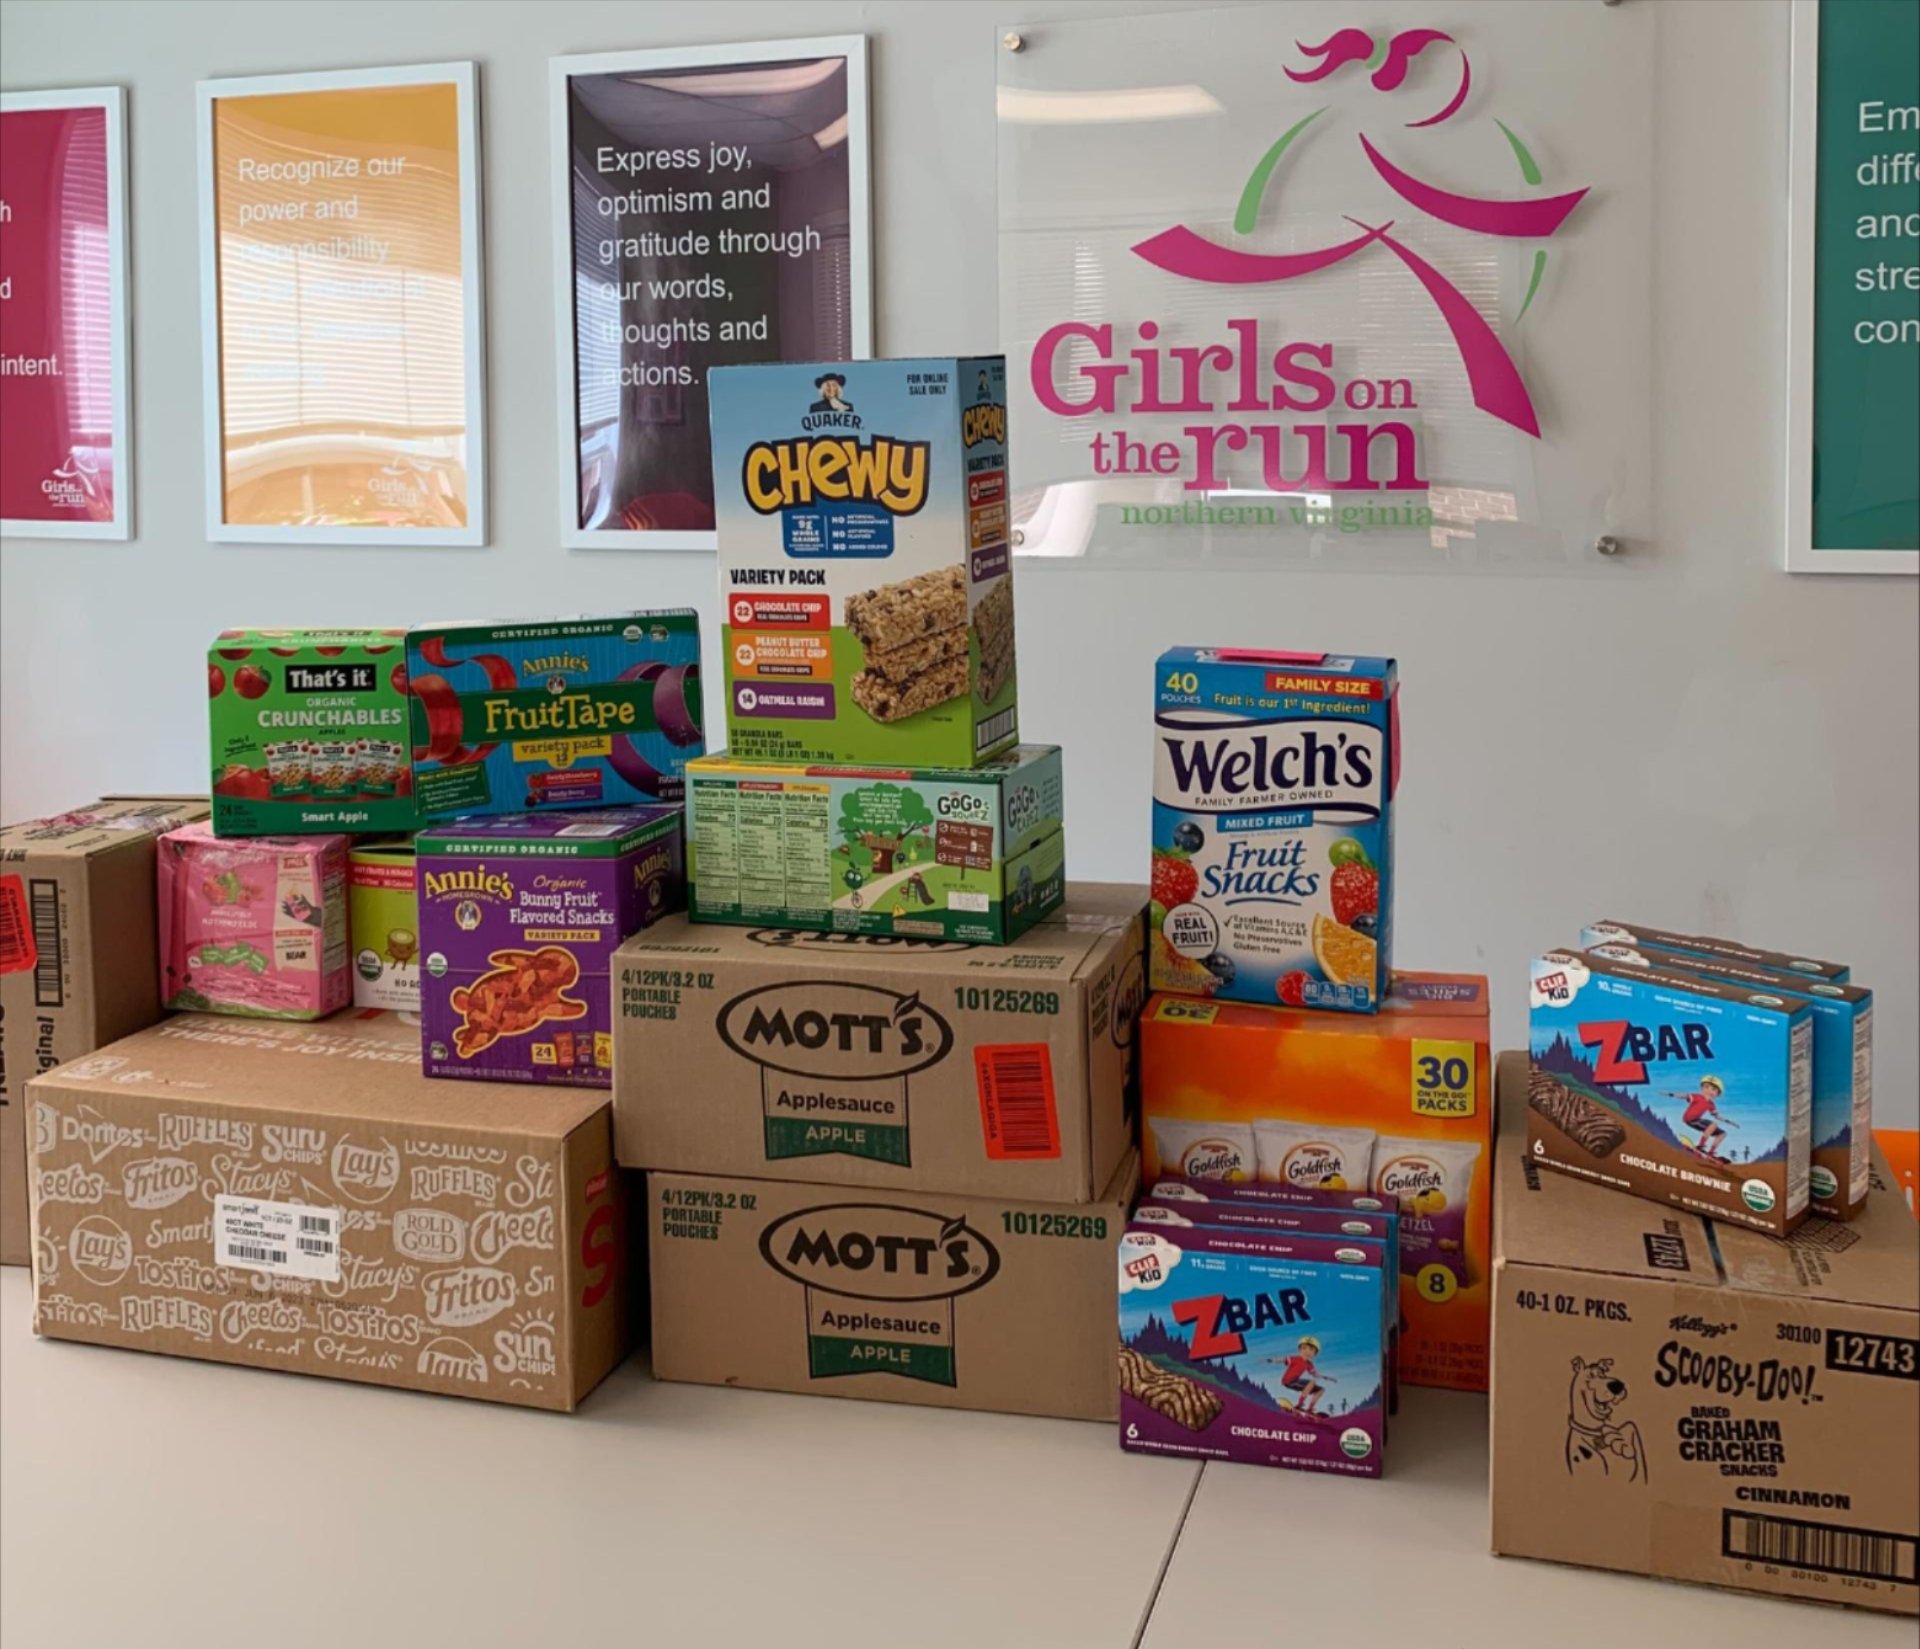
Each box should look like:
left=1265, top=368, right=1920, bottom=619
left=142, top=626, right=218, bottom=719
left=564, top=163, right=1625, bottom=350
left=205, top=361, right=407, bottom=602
left=349, top=838, right=419, bottom=1012
left=208, top=628, right=417, bottom=836
left=688, top=744, right=1065, bottom=944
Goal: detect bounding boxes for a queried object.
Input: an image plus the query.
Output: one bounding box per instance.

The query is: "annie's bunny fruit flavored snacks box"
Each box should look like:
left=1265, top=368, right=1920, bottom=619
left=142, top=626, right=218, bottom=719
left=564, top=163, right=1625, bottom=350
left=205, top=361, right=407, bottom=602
left=1490, top=1065, right=1916, bottom=1617
left=158, top=823, right=350, bottom=1022
left=647, top=1153, right=1136, bottom=1420
left=710, top=357, right=1018, bottom=768
left=1119, top=1223, right=1389, bottom=1476
left=418, top=807, right=685, bottom=1089
left=406, top=613, right=703, bottom=821
left=207, top=628, right=416, bottom=835
left=0, top=796, right=209, bottom=1266
left=613, top=884, right=1145, bottom=1201
left=25, top=1012, right=629, bottom=1412
left=1142, top=978, right=1493, bottom=1392
left=686, top=744, right=1064, bottom=943
left=1150, top=649, right=1396, bottom=1011
left=1528, top=949, right=1813, bottom=1237
left=1581, top=924, right=1873, bottom=1221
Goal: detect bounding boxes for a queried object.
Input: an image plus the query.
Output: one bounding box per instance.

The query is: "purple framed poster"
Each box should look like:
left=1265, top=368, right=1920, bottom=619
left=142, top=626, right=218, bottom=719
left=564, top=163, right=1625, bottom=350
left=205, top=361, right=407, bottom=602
left=550, top=38, right=872, bottom=551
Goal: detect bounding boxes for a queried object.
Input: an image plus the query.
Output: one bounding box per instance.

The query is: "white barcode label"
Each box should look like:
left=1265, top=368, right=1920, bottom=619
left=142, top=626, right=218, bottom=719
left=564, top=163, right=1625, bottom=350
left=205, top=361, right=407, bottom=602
left=214, top=1194, right=341, bottom=1282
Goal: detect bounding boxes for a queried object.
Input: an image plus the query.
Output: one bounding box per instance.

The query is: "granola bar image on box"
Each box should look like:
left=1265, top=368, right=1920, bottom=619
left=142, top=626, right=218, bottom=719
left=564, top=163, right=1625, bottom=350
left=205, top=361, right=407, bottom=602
left=973, top=579, right=1016, bottom=704
left=851, top=653, right=970, bottom=723
left=846, top=565, right=968, bottom=655
left=858, top=625, right=969, bottom=686
left=1119, top=1343, right=1224, bottom=1432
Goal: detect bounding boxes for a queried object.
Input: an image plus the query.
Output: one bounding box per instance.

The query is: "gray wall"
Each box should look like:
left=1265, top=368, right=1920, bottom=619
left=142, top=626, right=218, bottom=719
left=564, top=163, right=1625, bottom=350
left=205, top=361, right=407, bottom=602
left=3, top=0, right=1915, bottom=1124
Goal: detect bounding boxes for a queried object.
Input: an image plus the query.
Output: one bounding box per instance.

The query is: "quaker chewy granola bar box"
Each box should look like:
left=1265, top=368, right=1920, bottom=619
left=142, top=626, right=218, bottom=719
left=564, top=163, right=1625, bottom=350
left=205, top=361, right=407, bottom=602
left=1581, top=931, right=1873, bottom=1220
left=1151, top=650, right=1396, bottom=1012
left=710, top=357, right=1017, bottom=767
left=208, top=628, right=415, bottom=835
left=419, top=808, right=684, bottom=1088
left=1119, top=1223, right=1388, bottom=1476
left=686, top=743, right=1063, bottom=943
left=1527, top=949, right=1814, bottom=1236
left=406, top=613, right=702, bottom=821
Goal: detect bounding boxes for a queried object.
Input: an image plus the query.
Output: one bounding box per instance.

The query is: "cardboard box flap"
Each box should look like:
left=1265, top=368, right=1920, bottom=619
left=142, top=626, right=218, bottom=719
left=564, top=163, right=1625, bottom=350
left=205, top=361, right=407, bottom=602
left=1, top=797, right=210, bottom=859
left=1494, top=1054, right=1720, bottom=1282
left=33, top=1012, right=607, bottom=1140
left=1042, top=880, right=1148, bottom=933
left=1712, top=1158, right=1920, bottom=1313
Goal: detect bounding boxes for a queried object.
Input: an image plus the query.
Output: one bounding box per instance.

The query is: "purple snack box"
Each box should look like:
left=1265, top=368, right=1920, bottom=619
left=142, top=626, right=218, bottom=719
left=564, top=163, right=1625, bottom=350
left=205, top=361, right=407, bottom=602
left=417, top=806, right=684, bottom=1088
left=1118, top=1222, right=1388, bottom=1478
left=1150, top=1175, right=1392, bottom=1216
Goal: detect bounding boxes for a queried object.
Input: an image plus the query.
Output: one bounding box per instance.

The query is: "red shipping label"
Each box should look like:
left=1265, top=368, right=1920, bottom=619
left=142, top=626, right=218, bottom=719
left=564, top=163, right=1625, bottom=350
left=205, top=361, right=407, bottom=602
left=975, top=1043, right=1061, bottom=1161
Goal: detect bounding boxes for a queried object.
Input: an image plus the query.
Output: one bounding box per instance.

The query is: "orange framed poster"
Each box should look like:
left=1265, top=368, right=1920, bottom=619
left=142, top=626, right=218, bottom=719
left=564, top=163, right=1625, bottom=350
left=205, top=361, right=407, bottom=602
left=197, top=63, right=486, bottom=545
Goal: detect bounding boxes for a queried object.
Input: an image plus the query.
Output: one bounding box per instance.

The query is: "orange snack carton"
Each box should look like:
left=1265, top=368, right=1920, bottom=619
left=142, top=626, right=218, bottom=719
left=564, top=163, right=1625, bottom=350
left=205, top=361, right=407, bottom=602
left=1140, top=973, right=1492, bottom=1392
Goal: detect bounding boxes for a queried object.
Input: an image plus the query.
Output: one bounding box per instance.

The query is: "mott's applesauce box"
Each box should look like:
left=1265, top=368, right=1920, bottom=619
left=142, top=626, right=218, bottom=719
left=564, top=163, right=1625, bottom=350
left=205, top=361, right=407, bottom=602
left=1528, top=949, right=1814, bottom=1236
left=687, top=744, right=1064, bottom=944
left=1581, top=930, right=1873, bottom=1221
left=406, top=613, right=703, bottom=821
left=1141, top=977, right=1493, bottom=1393
left=418, top=808, right=685, bottom=1089
left=348, top=839, right=418, bottom=1012
left=208, top=628, right=416, bottom=835
left=1119, top=1224, right=1388, bottom=1476
left=711, top=357, right=1018, bottom=767
left=1151, top=649, right=1396, bottom=1012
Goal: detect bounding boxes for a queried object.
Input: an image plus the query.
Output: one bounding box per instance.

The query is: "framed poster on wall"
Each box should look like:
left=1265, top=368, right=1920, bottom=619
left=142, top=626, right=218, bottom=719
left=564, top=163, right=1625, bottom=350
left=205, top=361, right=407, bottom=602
left=550, top=37, right=871, bottom=551
left=1785, top=0, right=1918, bottom=575
left=197, top=63, right=486, bottom=546
left=0, top=87, right=131, bottom=540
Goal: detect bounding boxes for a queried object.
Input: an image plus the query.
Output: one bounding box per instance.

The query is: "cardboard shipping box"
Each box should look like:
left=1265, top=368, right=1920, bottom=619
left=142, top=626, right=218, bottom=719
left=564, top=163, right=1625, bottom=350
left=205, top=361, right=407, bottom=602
left=1, top=796, right=210, bottom=1266
left=650, top=1152, right=1138, bottom=1420
left=613, top=882, right=1146, bottom=1201
left=1490, top=1055, right=1917, bottom=1616
left=27, top=1012, right=629, bottom=1412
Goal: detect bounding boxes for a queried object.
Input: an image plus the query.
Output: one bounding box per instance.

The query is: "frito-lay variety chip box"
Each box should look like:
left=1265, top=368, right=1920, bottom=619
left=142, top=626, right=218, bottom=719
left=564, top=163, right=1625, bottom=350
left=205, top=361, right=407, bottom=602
left=1, top=796, right=209, bottom=1266
left=27, top=1012, right=629, bottom=1411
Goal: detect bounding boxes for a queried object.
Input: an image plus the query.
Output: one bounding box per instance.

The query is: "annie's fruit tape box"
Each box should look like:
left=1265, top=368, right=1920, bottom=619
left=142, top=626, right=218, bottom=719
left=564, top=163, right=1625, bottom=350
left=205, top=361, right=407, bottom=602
left=25, top=1012, right=628, bottom=1412
left=1119, top=1223, right=1389, bottom=1476
left=1581, top=930, right=1872, bottom=1221
left=687, top=744, right=1064, bottom=944
left=711, top=357, right=1017, bottom=768
left=1528, top=949, right=1813, bottom=1237
left=1150, top=649, right=1396, bottom=1012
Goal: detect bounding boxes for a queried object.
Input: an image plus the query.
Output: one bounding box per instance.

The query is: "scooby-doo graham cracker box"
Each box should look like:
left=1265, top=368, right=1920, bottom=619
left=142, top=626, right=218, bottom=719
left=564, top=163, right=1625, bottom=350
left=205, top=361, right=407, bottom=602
left=1490, top=1063, right=1917, bottom=1617
left=710, top=357, right=1017, bottom=768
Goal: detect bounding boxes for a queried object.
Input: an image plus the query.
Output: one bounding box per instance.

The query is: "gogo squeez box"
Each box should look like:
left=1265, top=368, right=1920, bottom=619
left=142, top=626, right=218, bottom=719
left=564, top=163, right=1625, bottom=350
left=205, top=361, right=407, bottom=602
left=208, top=628, right=416, bottom=835
left=419, top=809, right=685, bottom=1089
left=687, top=744, right=1064, bottom=943
left=406, top=614, right=703, bottom=821
left=711, top=357, right=1018, bottom=767
left=1151, top=650, right=1396, bottom=1013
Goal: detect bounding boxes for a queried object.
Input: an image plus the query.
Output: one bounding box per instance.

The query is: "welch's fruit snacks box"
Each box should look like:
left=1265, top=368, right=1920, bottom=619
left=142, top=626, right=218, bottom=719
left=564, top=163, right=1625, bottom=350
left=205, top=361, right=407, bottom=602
left=711, top=357, right=1018, bottom=768
left=1151, top=650, right=1396, bottom=1012
left=1527, top=949, right=1814, bottom=1236
left=1580, top=930, right=1872, bottom=1220
left=406, top=613, right=703, bottom=821
left=1119, top=1223, right=1388, bottom=1477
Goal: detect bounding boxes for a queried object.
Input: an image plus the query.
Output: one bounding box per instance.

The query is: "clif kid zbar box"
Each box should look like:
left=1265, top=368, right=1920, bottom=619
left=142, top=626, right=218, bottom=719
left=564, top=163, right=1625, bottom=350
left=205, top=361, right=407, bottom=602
left=1118, top=1223, right=1388, bottom=1476
left=1581, top=932, right=1872, bottom=1220
left=1150, top=649, right=1396, bottom=1012
left=1527, top=949, right=1814, bottom=1236
left=711, top=357, right=1018, bottom=768
left=406, top=613, right=702, bottom=821
left=1584, top=920, right=1849, bottom=984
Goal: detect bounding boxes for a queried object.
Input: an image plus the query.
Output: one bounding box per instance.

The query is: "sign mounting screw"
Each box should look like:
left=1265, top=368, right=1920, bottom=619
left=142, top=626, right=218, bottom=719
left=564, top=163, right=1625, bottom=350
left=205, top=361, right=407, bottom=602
left=1003, top=31, right=1025, bottom=52
left=1594, top=535, right=1623, bottom=557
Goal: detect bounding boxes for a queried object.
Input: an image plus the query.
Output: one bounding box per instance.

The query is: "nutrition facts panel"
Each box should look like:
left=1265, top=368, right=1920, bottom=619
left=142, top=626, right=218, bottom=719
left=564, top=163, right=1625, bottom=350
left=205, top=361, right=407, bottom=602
left=692, top=778, right=834, bottom=918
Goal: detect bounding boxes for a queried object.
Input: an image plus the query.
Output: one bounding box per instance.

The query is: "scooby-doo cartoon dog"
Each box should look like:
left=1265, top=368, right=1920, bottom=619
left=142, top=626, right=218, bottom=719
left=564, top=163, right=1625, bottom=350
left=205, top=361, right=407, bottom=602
left=1566, top=1356, right=1647, bottom=1482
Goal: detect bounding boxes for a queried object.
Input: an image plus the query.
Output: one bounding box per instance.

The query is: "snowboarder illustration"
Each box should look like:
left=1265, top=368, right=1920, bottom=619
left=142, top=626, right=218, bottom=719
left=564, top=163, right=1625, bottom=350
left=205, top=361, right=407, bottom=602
left=1663, top=1075, right=1737, bottom=1163
left=1267, top=1335, right=1335, bottom=1415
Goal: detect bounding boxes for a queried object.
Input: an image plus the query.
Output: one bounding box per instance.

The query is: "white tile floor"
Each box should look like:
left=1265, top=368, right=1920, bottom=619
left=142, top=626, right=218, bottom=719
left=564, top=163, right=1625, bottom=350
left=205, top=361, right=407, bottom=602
left=0, top=1271, right=1909, bottom=1647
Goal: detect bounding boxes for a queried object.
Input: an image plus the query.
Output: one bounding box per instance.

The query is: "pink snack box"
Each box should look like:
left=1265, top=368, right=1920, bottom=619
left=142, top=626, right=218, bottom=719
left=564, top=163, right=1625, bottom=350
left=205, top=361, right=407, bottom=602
left=158, top=821, right=350, bottom=1020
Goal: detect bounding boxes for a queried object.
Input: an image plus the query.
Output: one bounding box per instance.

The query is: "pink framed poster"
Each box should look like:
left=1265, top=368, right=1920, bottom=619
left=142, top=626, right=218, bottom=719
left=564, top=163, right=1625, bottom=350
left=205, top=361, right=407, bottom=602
left=0, top=87, right=131, bottom=540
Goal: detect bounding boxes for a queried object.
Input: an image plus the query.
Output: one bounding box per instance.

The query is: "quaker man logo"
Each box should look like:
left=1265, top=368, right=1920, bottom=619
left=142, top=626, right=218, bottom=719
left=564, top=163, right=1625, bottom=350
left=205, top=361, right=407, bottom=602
left=760, top=1203, right=1001, bottom=1388
left=1032, top=25, right=1591, bottom=522
left=718, top=982, right=954, bottom=1168
left=804, top=371, right=859, bottom=423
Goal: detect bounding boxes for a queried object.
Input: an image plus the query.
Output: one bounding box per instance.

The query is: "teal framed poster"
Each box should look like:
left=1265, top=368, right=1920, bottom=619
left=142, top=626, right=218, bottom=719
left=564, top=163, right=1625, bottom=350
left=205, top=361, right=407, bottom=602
left=1786, top=0, right=1919, bottom=574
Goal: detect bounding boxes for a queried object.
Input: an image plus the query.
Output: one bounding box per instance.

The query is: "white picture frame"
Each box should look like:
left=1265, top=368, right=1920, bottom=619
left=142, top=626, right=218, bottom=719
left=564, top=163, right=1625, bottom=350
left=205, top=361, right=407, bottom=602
left=549, top=36, right=873, bottom=552
left=1784, top=0, right=1917, bottom=576
left=0, top=86, right=132, bottom=541
left=195, top=62, right=487, bottom=547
